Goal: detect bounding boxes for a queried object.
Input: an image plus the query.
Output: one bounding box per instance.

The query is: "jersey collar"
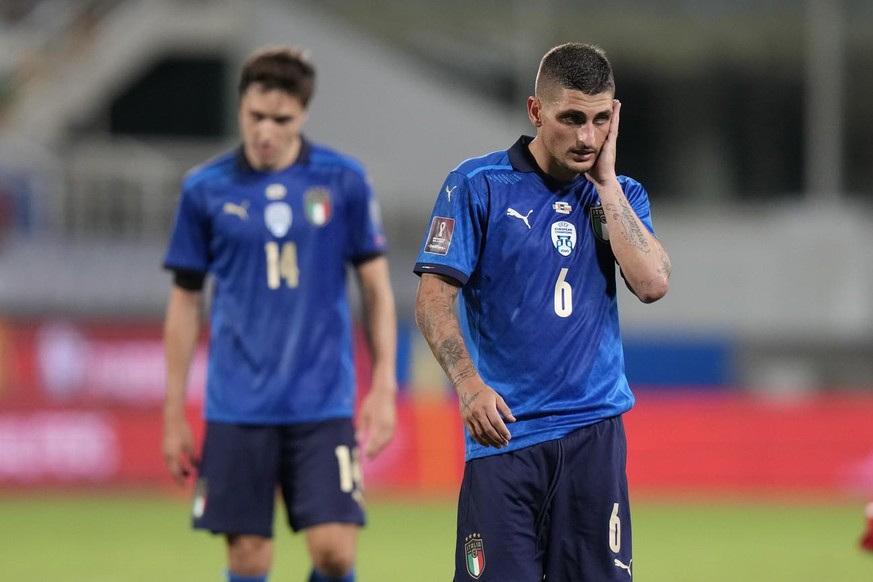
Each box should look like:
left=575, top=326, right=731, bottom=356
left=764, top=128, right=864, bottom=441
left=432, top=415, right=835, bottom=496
left=235, top=136, right=313, bottom=173
left=508, top=135, right=585, bottom=194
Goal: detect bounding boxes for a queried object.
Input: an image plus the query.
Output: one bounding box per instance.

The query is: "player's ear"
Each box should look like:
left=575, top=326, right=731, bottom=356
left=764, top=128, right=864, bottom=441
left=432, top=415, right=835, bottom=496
left=527, top=96, right=543, bottom=128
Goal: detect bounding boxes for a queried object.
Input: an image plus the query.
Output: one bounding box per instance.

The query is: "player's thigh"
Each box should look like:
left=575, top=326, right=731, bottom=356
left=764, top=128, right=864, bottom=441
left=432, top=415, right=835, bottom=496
left=194, top=422, right=281, bottom=537
left=279, top=417, right=365, bottom=532
left=546, top=416, right=633, bottom=581
left=454, top=446, right=558, bottom=582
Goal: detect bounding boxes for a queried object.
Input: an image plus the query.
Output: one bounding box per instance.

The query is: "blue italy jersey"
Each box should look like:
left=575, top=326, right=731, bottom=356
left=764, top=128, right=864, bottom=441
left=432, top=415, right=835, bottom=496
left=164, top=139, right=386, bottom=424
left=414, top=136, right=656, bottom=460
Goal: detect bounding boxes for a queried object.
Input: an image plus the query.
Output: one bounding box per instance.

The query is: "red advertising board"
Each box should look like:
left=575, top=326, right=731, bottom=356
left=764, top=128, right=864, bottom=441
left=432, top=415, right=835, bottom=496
left=2, top=320, right=873, bottom=497
left=0, top=320, right=465, bottom=493
left=625, top=391, right=873, bottom=496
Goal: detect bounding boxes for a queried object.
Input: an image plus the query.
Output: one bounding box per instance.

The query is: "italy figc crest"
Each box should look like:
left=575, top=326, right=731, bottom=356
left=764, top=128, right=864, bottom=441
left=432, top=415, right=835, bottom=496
left=304, top=187, right=332, bottom=226
left=590, top=203, right=609, bottom=242
left=465, top=533, right=485, bottom=578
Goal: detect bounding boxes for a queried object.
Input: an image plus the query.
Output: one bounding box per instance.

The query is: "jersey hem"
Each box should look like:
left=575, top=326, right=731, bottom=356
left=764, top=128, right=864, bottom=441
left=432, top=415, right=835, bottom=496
left=204, top=412, right=354, bottom=426
left=464, top=409, right=632, bottom=461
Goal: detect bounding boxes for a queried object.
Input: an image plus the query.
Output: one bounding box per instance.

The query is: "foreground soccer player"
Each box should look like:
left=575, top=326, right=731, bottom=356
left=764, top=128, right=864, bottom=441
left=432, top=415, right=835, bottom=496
left=414, top=43, right=671, bottom=580
left=162, top=47, right=397, bottom=582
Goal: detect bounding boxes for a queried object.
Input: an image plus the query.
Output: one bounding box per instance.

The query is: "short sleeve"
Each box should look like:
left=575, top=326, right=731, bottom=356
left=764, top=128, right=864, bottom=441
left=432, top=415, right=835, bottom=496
left=344, top=168, right=387, bottom=264
left=163, top=178, right=211, bottom=273
left=413, top=172, right=486, bottom=286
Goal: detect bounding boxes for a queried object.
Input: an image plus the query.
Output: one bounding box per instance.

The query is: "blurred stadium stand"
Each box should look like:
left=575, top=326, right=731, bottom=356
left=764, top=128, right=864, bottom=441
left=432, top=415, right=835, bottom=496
left=1, top=0, right=872, bottom=393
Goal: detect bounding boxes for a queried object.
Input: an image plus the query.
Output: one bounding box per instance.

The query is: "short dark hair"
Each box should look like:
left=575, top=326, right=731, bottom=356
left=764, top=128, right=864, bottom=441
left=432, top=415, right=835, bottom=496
left=535, top=43, right=614, bottom=98
left=238, top=46, right=316, bottom=107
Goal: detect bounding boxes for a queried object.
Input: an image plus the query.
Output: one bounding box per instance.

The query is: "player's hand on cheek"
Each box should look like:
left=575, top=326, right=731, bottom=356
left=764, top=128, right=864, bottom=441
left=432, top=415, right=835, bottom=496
left=585, top=99, right=621, bottom=188
left=457, top=378, right=516, bottom=448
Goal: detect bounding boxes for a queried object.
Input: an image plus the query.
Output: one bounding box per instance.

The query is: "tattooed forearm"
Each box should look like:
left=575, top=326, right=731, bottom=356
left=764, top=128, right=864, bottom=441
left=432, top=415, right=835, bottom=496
left=599, top=184, right=671, bottom=302
left=416, top=275, right=478, bottom=389
left=438, top=336, right=476, bottom=386
left=438, top=336, right=466, bottom=368
left=417, top=303, right=439, bottom=343
left=606, top=198, right=650, bottom=252
left=659, top=252, right=672, bottom=278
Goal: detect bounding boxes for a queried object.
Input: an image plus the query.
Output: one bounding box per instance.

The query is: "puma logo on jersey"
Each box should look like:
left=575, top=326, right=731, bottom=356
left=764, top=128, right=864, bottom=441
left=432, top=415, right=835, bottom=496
left=445, top=185, right=457, bottom=201
left=223, top=200, right=250, bottom=220
left=506, top=208, right=533, bottom=229
left=614, top=558, right=632, bottom=577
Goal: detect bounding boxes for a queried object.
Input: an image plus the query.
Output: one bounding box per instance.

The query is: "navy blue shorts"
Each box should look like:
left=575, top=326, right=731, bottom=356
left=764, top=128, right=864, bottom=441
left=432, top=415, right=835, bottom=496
left=454, top=416, right=632, bottom=581
left=191, top=418, right=365, bottom=537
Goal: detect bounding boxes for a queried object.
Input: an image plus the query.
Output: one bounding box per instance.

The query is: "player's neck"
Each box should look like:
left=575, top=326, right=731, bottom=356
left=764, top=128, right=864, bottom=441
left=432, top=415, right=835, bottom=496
left=527, top=137, right=580, bottom=183
left=244, top=137, right=302, bottom=173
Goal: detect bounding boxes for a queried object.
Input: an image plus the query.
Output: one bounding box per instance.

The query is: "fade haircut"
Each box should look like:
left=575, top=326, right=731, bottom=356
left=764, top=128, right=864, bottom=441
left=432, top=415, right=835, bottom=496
left=238, top=46, right=316, bottom=107
left=535, top=43, right=614, bottom=100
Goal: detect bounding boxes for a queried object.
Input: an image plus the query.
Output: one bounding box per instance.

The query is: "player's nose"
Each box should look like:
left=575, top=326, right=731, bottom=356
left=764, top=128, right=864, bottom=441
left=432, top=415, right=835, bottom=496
left=576, top=124, right=593, bottom=145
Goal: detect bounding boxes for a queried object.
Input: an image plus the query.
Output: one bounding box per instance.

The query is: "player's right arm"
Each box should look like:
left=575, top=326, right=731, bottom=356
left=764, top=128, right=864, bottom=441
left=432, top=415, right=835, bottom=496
left=415, top=273, right=515, bottom=448
left=162, top=285, right=202, bottom=484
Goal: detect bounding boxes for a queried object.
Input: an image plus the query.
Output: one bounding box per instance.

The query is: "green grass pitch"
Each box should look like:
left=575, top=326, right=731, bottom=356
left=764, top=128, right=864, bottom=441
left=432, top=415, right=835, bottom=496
left=0, top=493, right=870, bottom=581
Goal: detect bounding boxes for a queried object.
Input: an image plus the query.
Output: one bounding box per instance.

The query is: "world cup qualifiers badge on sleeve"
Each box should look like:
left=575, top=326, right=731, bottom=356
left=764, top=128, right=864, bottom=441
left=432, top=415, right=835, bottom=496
left=424, top=217, right=455, bottom=255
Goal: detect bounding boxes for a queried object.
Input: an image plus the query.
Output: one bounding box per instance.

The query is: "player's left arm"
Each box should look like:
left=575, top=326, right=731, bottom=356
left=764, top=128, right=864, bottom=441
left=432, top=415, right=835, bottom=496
left=354, top=256, right=398, bottom=459
left=586, top=99, right=671, bottom=303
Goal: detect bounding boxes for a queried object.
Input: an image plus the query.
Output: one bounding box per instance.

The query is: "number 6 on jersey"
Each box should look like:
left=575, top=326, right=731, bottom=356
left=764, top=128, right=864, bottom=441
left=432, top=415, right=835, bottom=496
left=554, top=267, right=573, bottom=317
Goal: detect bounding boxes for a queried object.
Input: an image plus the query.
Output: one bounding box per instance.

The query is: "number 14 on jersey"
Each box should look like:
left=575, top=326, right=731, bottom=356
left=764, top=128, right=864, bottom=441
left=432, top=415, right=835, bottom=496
left=265, top=241, right=300, bottom=289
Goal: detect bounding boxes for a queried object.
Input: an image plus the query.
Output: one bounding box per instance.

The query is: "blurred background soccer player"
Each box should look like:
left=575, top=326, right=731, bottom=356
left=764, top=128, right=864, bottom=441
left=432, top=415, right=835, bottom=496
left=161, top=46, right=397, bottom=582
left=414, top=43, right=670, bottom=580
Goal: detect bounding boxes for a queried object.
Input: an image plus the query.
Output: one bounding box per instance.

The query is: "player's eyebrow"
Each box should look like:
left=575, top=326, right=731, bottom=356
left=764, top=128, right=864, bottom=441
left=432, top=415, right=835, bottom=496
left=248, top=109, right=293, bottom=123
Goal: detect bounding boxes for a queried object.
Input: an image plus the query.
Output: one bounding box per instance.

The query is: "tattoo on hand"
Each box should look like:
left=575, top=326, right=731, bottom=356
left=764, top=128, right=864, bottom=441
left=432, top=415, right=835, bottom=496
left=460, top=390, right=479, bottom=414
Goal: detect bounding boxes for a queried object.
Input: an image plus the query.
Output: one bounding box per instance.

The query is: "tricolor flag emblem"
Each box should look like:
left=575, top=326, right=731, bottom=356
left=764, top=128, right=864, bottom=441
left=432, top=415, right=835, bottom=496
left=590, top=203, right=609, bottom=242
left=465, top=533, right=485, bottom=578
left=304, top=187, right=332, bottom=226
left=553, top=200, right=572, bottom=214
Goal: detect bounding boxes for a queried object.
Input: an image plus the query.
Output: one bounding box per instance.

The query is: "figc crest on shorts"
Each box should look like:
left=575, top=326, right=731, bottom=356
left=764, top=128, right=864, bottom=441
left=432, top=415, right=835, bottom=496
left=464, top=533, right=485, bottom=579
